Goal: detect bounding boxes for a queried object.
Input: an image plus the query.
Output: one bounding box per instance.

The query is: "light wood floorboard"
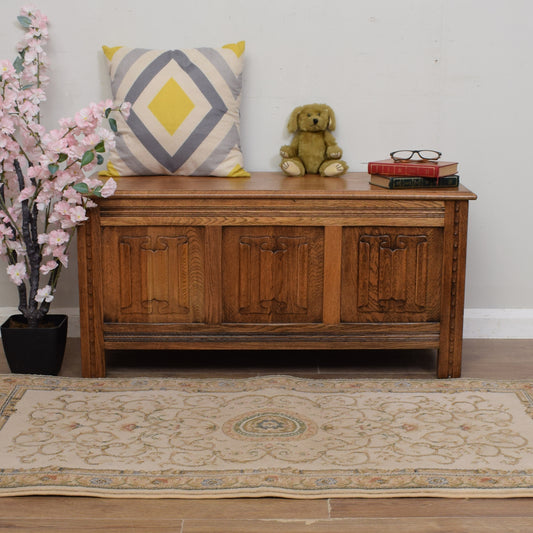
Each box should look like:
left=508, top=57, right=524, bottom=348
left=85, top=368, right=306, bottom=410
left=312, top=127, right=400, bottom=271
left=180, top=517, right=533, bottom=533
left=0, top=339, right=532, bottom=531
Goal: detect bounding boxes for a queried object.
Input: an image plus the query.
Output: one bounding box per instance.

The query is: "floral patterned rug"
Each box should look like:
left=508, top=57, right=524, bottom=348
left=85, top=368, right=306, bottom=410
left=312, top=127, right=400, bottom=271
left=0, top=375, right=532, bottom=498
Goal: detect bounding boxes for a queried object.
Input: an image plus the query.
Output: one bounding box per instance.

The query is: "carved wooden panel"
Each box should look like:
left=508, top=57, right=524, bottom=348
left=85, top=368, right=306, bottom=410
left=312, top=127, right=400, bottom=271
left=222, top=227, right=324, bottom=323
left=341, top=227, right=443, bottom=322
left=101, top=226, right=205, bottom=323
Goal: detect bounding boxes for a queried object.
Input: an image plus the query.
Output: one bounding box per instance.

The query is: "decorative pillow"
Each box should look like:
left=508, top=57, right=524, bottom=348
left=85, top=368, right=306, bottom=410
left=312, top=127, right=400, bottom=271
left=101, top=42, right=249, bottom=177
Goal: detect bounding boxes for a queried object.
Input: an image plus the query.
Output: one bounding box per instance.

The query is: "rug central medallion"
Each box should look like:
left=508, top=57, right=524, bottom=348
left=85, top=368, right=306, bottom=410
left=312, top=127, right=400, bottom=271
left=225, top=411, right=316, bottom=440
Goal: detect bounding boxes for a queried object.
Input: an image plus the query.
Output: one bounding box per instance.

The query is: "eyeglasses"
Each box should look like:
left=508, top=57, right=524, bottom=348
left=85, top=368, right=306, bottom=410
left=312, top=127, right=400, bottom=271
left=390, top=150, right=442, bottom=162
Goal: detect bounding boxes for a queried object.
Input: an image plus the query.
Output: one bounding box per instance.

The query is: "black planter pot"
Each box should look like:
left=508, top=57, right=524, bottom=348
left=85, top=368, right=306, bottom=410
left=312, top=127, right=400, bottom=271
left=1, top=314, right=68, bottom=375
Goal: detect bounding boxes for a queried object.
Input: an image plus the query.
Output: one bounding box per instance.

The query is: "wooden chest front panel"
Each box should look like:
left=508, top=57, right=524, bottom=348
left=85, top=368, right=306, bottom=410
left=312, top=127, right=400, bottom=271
left=222, top=226, right=324, bottom=323
left=340, top=226, right=443, bottom=323
left=101, top=226, right=205, bottom=323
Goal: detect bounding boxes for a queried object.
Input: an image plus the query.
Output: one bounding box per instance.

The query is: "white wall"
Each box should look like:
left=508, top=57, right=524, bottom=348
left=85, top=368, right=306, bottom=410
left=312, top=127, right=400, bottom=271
left=1, top=0, right=532, bottom=336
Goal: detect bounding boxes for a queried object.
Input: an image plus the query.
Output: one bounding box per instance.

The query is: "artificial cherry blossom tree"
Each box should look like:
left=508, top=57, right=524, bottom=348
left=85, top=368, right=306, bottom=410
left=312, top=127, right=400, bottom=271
left=0, top=6, right=130, bottom=327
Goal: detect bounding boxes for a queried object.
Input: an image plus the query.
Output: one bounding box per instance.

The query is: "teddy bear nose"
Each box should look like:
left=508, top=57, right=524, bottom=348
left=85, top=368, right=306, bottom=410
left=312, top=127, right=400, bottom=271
left=313, top=118, right=318, bottom=125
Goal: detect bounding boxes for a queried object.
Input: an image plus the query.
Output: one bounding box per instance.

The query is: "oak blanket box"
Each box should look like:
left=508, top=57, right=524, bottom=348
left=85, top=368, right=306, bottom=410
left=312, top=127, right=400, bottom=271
left=77, top=172, right=477, bottom=378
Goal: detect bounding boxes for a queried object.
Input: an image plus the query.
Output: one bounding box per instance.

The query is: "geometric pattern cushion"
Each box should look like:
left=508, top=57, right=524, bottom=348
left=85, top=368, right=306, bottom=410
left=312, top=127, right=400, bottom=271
left=101, top=42, right=250, bottom=177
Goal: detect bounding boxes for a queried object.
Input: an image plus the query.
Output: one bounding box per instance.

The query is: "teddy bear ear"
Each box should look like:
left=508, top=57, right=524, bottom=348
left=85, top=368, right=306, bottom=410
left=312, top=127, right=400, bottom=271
left=326, top=106, right=336, bottom=131
left=287, top=106, right=303, bottom=133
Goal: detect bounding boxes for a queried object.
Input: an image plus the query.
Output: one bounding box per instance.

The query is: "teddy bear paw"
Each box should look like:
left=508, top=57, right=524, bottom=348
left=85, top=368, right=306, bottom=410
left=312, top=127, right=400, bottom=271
left=322, top=162, right=347, bottom=177
left=280, top=145, right=294, bottom=159
left=327, top=146, right=342, bottom=159
left=281, top=160, right=304, bottom=177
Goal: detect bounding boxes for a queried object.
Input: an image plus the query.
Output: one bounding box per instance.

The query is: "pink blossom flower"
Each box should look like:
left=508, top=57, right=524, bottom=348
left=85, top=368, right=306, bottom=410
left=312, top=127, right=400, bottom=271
left=35, top=285, right=54, bottom=303
left=39, top=152, right=59, bottom=167
left=89, top=100, right=113, bottom=115
left=82, top=133, right=101, bottom=147
left=0, top=223, right=13, bottom=238
left=52, top=201, right=71, bottom=216
left=82, top=176, right=102, bottom=188
left=36, top=189, right=53, bottom=211
left=53, top=248, right=68, bottom=267
left=49, top=200, right=70, bottom=223
left=66, top=143, right=87, bottom=160
left=28, top=121, right=45, bottom=136
left=120, top=101, right=132, bottom=118
left=62, top=187, right=81, bottom=203
left=95, top=127, right=116, bottom=150
left=39, top=260, right=57, bottom=274
left=0, top=116, right=16, bottom=135
left=100, top=178, right=117, bottom=198
left=68, top=206, right=88, bottom=223
left=28, top=88, right=46, bottom=105
left=42, top=244, right=53, bottom=256
left=27, top=165, right=48, bottom=180
left=44, top=128, right=68, bottom=143
left=59, top=218, right=75, bottom=229
left=74, top=107, right=95, bottom=130
left=6, top=239, right=25, bottom=254
left=44, top=134, right=68, bottom=153
left=18, top=100, right=39, bottom=119
left=53, top=170, right=75, bottom=190
left=17, top=185, right=36, bottom=202
left=7, top=262, right=27, bottom=285
left=58, top=116, right=76, bottom=129
left=48, top=229, right=69, bottom=246
left=0, top=60, right=15, bottom=79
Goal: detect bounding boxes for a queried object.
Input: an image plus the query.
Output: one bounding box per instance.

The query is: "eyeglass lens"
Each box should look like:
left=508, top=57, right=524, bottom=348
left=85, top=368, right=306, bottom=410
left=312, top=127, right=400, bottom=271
left=391, top=150, right=441, bottom=161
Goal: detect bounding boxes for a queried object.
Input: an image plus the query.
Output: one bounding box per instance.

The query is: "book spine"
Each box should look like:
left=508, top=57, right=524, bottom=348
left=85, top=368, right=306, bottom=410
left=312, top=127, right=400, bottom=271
left=382, top=175, right=459, bottom=189
left=368, top=162, right=440, bottom=178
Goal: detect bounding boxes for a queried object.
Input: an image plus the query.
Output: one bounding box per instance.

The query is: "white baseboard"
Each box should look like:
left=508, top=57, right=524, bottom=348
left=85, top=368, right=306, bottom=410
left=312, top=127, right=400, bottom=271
left=463, top=308, right=533, bottom=339
left=0, top=307, right=531, bottom=340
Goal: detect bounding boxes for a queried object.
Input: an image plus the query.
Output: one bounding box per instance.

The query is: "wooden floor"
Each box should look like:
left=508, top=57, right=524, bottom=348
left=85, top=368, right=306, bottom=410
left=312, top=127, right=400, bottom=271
left=0, top=339, right=532, bottom=532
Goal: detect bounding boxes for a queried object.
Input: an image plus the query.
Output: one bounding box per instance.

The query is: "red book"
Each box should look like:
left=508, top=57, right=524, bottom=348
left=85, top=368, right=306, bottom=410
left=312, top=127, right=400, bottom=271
left=368, top=159, right=458, bottom=178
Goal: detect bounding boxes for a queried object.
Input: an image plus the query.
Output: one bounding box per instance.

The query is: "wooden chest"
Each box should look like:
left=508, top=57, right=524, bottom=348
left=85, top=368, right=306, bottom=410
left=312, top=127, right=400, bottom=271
left=77, top=172, right=476, bottom=377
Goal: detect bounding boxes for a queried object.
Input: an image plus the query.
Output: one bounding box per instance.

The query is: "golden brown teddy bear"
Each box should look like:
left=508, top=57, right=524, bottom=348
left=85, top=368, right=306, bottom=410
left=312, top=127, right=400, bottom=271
left=280, top=103, right=348, bottom=177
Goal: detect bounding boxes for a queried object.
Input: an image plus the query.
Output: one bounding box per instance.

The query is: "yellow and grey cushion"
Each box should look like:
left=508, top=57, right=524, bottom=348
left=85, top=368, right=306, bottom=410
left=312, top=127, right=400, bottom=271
left=101, top=42, right=249, bottom=177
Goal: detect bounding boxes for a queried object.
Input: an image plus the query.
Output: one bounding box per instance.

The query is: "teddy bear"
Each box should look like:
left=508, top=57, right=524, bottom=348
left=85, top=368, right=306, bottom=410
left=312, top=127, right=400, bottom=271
left=279, top=103, right=348, bottom=177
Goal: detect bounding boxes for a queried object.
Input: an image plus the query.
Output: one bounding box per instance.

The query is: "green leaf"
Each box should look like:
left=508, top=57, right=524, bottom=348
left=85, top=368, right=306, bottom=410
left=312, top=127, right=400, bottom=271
left=94, top=141, right=105, bottom=153
left=17, top=16, right=32, bottom=28
left=73, top=183, right=90, bottom=194
left=92, top=186, right=103, bottom=198
left=80, top=151, right=94, bottom=168
left=108, top=117, right=118, bottom=133
left=96, top=154, right=104, bottom=165
left=57, top=153, right=68, bottom=163
left=48, top=164, right=59, bottom=175
left=105, top=108, right=111, bottom=118
left=13, top=56, right=24, bottom=74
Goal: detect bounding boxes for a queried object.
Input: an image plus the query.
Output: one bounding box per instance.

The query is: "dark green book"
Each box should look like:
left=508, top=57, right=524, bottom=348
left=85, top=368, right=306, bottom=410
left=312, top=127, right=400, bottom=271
left=369, top=174, right=460, bottom=189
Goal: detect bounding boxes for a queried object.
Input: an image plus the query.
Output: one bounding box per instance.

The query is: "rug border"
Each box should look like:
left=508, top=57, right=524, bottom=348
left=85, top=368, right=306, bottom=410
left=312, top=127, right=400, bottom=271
left=1, top=486, right=533, bottom=499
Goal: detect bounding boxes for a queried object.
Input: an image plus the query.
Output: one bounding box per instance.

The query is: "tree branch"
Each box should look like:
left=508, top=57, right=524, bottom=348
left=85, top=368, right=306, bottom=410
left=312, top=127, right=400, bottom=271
left=14, top=159, right=42, bottom=326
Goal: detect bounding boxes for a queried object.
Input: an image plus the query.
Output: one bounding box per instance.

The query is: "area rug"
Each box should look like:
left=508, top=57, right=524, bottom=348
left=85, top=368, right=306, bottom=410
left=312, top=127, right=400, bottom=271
left=0, top=374, right=532, bottom=498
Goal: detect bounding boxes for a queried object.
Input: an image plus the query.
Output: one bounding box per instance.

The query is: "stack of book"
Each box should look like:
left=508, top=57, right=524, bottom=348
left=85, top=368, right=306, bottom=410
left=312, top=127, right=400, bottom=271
left=367, top=159, right=459, bottom=189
